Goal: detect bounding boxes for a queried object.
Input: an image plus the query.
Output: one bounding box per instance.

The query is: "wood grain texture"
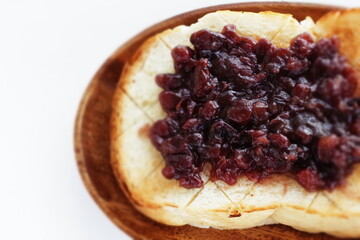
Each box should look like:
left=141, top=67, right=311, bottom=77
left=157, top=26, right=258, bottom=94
left=74, top=2, right=350, bottom=240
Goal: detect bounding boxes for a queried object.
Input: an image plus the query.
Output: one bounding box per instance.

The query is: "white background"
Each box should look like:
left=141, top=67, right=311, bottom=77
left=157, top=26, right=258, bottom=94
left=0, top=0, right=358, bottom=239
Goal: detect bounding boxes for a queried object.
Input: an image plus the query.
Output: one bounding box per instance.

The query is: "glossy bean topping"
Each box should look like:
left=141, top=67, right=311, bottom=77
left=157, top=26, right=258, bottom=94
left=150, top=25, right=360, bottom=191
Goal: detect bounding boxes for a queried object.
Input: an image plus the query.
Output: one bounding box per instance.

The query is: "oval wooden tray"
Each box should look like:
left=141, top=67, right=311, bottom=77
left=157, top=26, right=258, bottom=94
left=74, top=2, right=348, bottom=240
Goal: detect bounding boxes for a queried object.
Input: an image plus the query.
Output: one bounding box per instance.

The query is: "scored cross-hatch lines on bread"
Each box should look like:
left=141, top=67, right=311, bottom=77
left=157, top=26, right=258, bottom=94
left=111, top=9, right=360, bottom=238
left=308, top=192, right=346, bottom=218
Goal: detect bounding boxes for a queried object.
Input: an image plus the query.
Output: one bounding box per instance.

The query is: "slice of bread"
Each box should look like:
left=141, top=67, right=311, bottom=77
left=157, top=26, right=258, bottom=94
left=111, top=10, right=360, bottom=238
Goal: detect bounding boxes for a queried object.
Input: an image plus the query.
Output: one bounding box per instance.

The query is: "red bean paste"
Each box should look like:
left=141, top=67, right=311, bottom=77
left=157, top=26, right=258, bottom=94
left=149, top=25, right=360, bottom=191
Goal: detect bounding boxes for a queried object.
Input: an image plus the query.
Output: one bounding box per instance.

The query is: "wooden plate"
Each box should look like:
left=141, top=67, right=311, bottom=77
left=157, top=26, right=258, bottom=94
left=74, top=2, right=348, bottom=240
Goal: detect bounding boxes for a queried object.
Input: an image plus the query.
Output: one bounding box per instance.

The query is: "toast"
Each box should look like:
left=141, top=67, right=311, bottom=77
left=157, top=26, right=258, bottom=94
left=111, top=10, right=360, bottom=238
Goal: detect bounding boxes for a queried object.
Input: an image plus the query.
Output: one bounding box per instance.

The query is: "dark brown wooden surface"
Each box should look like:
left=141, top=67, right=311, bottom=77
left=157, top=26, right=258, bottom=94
left=74, top=2, right=348, bottom=240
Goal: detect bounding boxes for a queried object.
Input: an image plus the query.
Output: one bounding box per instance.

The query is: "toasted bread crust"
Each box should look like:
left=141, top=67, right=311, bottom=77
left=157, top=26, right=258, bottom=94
left=111, top=10, right=360, bottom=238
